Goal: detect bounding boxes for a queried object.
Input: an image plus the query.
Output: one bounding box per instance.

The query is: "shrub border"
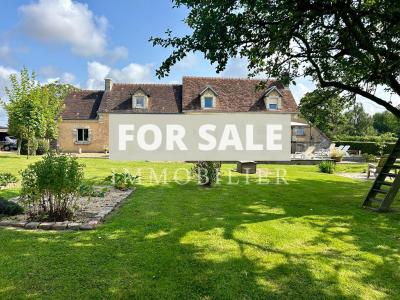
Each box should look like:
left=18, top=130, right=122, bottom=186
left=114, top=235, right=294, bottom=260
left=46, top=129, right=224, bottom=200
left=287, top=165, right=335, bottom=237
left=0, top=189, right=134, bottom=231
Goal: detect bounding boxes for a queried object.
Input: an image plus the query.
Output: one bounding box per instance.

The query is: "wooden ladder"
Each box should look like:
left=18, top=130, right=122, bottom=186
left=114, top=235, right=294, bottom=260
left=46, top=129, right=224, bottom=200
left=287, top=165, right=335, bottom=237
left=363, top=139, right=400, bottom=212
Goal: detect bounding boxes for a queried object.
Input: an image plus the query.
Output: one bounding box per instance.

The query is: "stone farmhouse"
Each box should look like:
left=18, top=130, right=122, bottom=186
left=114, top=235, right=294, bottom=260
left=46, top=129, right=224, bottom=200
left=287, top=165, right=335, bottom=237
left=59, top=76, right=329, bottom=153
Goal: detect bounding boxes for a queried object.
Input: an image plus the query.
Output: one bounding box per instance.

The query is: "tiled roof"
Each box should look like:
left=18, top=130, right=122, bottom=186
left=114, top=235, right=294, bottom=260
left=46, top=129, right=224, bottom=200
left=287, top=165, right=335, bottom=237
left=182, top=77, right=298, bottom=113
left=98, top=83, right=182, bottom=114
left=61, top=77, right=298, bottom=120
left=62, top=90, right=103, bottom=120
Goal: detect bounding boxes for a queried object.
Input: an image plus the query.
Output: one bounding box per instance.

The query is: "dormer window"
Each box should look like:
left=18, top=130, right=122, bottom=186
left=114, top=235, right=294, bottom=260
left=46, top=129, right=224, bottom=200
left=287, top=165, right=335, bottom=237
left=204, top=96, right=214, bottom=108
left=267, top=98, right=279, bottom=110
left=132, top=90, right=148, bottom=109
left=200, top=86, right=218, bottom=109
left=264, top=86, right=283, bottom=111
left=134, top=96, right=146, bottom=108
left=269, top=103, right=278, bottom=110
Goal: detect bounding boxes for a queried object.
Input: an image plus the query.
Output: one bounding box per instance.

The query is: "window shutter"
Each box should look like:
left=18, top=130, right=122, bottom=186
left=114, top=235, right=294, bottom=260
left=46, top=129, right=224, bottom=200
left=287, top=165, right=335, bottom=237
left=72, top=129, right=77, bottom=141
left=88, top=128, right=92, bottom=142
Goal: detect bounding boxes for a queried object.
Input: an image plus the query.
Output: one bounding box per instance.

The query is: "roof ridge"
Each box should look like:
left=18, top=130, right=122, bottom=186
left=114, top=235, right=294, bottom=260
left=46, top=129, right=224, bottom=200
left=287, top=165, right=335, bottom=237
left=71, top=89, right=103, bottom=92
left=113, top=82, right=182, bottom=86
left=182, top=76, right=276, bottom=81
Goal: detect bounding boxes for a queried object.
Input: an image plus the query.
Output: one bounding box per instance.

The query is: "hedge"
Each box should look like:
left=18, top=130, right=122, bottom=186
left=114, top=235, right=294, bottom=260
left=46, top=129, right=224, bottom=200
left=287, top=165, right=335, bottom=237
left=334, top=141, right=396, bottom=155
left=333, top=134, right=398, bottom=142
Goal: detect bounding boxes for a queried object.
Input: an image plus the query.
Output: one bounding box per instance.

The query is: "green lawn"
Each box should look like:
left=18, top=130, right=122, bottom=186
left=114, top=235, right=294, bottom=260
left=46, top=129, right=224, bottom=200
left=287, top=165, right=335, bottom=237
left=0, top=155, right=399, bottom=299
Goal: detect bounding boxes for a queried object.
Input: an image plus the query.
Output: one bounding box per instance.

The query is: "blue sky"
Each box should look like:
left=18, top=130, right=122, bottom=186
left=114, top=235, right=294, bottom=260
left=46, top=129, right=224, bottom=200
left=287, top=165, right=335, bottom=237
left=0, top=0, right=394, bottom=126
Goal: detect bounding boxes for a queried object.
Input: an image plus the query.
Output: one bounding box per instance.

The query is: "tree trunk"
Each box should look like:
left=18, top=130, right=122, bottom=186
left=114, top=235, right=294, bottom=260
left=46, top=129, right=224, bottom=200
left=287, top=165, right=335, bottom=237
left=17, top=138, right=21, bottom=155
left=27, top=128, right=30, bottom=159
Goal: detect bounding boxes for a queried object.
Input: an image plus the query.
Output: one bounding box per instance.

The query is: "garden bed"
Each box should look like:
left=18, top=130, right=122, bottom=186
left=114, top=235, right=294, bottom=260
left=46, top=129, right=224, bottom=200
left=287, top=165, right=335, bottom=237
left=0, top=187, right=134, bottom=231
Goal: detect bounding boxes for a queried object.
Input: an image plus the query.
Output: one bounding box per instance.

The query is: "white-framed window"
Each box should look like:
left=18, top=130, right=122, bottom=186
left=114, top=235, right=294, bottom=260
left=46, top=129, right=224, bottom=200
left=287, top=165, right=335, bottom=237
left=266, top=97, right=280, bottom=110
left=204, top=96, right=214, bottom=108
left=269, top=103, right=278, bottom=110
left=294, top=127, right=305, bottom=136
left=200, top=86, right=218, bottom=109
left=76, top=128, right=89, bottom=143
left=133, top=95, right=147, bottom=108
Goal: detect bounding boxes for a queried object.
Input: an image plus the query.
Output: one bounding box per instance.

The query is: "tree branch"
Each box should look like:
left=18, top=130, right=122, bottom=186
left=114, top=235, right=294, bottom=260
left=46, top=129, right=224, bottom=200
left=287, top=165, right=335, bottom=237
left=294, top=34, right=400, bottom=118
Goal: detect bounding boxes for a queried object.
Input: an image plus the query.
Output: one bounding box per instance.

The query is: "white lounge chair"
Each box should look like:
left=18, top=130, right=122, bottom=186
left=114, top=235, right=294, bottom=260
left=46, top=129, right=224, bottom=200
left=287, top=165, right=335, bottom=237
left=315, top=144, right=336, bottom=158
left=336, top=145, right=344, bottom=151
left=342, top=145, right=351, bottom=156
left=293, top=146, right=315, bottom=159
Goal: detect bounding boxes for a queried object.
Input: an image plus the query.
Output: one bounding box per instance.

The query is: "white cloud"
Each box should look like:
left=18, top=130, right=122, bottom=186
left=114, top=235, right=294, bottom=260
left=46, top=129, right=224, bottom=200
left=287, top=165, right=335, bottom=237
left=221, top=57, right=249, bottom=78
left=0, top=66, right=17, bottom=82
left=108, top=46, right=129, bottom=63
left=61, top=72, right=76, bottom=84
left=86, top=61, right=153, bottom=89
left=45, top=72, right=76, bottom=84
left=19, top=0, right=108, bottom=57
left=174, top=53, right=198, bottom=70
left=86, top=61, right=111, bottom=89
left=109, top=63, right=153, bottom=83
left=290, top=78, right=316, bottom=104
left=0, top=45, right=11, bottom=61
left=38, top=65, right=77, bottom=85
left=38, top=65, right=62, bottom=78
left=357, top=85, right=400, bottom=115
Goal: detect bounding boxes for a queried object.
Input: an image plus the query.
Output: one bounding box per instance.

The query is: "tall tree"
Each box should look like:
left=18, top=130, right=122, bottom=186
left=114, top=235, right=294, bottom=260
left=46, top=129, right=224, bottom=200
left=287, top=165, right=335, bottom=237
left=373, top=111, right=400, bottom=135
left=342, top=103, right=376, bottom=136
left=41, top=82, right=77, bottom=141
left=151, top=0, right=400, bottom=117
left=299, top=88, right=350, bottom=137
left=0, top=70, right=77, bottom=156
left=1, top=68, right=45, bottom=156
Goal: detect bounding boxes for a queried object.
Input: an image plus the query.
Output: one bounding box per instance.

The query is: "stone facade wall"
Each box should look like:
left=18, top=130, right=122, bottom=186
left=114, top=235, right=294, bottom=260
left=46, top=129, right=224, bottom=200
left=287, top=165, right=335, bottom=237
left=291, top=114, right=331, bottom=153
left=58, top=113, right=109, bottom=153
left=58, top=112, right=329, bottom=154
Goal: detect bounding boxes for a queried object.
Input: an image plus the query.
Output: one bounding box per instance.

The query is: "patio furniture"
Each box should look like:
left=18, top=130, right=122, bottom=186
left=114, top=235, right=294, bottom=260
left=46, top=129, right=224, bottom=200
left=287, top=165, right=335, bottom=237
left=314, top=150, right=329, bottom=158
left=328, top=143, right=336, bottom=151
left=293, top=146, right=315, bottom=159
left=314, top=143, right=336, bottom=159
left=237, top=161, right=257, bottom=174
left=367, top=155, right=389, bottom=179
left=342, top=145, right=351, bottom=156
left=336, top=145, right=344, bottom=151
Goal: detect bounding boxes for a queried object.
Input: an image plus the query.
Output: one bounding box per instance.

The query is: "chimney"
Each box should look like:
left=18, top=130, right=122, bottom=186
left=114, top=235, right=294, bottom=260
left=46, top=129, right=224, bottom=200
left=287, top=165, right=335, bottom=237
left=105, top=78, right=113, bottom=91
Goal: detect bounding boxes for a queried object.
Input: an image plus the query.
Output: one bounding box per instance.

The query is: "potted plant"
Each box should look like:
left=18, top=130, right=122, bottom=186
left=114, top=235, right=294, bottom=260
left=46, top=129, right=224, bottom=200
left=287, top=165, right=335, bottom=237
left=330, top=149, right=344, bottom=162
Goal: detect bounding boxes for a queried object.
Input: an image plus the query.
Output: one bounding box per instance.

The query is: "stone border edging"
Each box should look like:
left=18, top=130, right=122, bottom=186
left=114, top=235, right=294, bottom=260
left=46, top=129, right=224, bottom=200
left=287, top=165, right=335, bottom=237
left=0, top=189, right=134, bottom=231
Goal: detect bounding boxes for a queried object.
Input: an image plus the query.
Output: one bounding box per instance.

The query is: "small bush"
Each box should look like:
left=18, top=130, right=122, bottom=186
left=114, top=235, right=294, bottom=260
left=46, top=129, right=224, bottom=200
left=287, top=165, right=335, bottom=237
left=19, top=154, right=85, bottom=221
left=362, top=153, right=377, bottom=163
left=21, top=138, right=39, bottom=155
left=0, top=172, right=17, bottom=188
left=0, top=197, right=24, bottom=216
left=318, top=161, right=336, bottom=174
left=36, top=139, right=50, bottom=155
left=79, top=183, right=108, bottom=197
left=105, top=171, right=138, bottom=191
left=191, top=161, right=221, bottom=187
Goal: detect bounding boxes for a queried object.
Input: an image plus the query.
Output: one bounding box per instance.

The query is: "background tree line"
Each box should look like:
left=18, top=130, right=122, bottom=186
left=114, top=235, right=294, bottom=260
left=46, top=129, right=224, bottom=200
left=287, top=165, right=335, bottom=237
left=299, top=88, right=399, bottom=139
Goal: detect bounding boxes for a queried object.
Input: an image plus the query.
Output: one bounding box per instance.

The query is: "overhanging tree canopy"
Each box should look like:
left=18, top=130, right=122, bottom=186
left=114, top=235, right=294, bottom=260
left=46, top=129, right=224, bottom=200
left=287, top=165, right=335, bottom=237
left=151, top=0, right=400, bottom=117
